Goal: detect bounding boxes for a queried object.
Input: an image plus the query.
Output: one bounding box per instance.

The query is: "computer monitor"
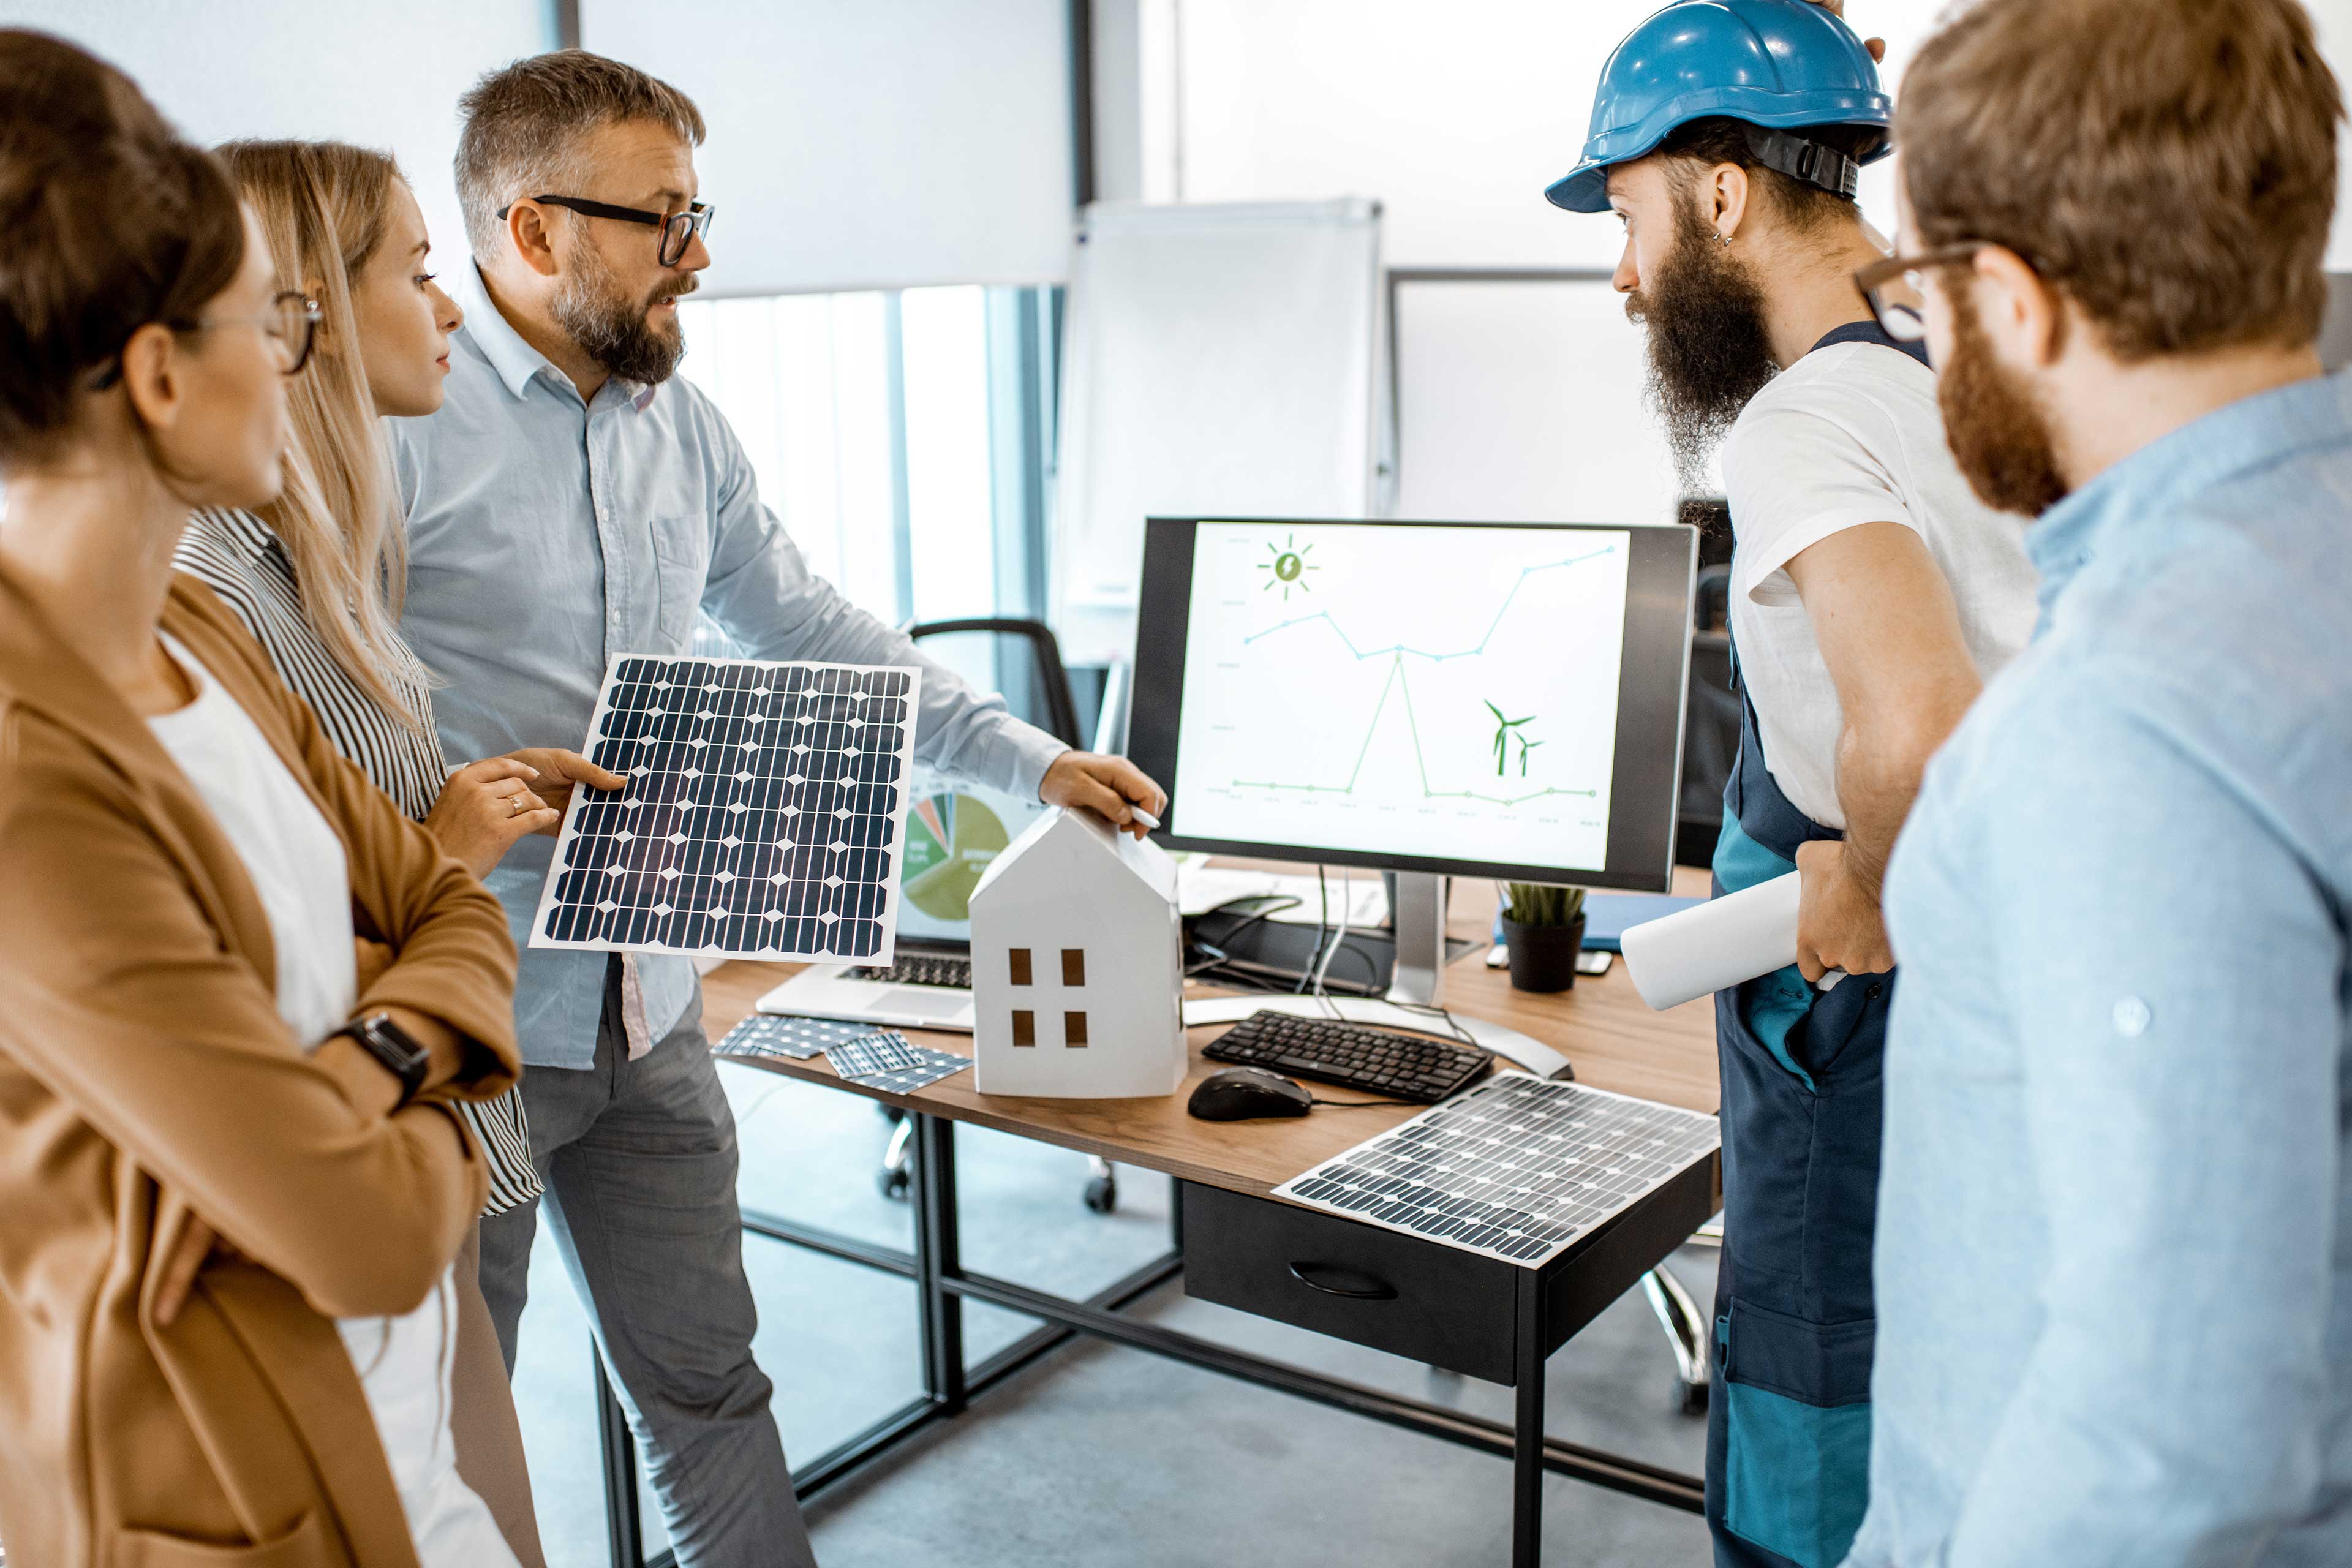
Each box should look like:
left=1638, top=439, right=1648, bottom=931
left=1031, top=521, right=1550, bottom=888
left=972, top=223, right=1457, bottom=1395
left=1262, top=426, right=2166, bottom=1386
left=1130, top=516, right=1696, bottom=896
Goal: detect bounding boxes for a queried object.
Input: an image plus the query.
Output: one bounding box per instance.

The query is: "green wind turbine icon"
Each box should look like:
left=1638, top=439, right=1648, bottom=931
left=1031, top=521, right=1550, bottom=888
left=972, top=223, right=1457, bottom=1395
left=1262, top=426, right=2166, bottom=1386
left=1485, top=700, right=1537, bottom=778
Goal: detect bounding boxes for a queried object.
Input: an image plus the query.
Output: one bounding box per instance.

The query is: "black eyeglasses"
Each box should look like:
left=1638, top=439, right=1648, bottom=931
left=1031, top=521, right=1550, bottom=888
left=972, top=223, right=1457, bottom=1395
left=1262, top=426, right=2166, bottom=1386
left=498, top=194, right=715, bottom=266
left=89, top=289, right=321, bottom=389
left=1852, top=245, right=1985, bottom=343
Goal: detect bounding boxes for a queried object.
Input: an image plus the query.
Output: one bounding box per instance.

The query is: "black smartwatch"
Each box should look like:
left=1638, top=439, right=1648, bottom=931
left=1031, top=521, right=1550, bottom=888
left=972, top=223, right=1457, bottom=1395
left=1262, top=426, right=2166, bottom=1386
left=328, top=1012, right=431, bottom=1107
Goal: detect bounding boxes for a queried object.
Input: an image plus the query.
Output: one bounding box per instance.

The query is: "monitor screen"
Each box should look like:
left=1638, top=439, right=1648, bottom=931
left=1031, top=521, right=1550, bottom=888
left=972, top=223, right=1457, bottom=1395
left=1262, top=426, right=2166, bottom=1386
left=1129, top=517, right=1694, bottom=892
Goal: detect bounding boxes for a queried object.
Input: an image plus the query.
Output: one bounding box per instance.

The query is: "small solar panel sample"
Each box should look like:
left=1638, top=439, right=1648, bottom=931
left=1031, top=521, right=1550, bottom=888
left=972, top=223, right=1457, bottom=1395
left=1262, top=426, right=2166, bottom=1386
left=530, top=654, right=922, bottom=962
left=1274, top=1074, right=1720, bottom=1268
left=714, top=1014, right=893, bottom=1062
left=826, top=1033, right=971, bottom=1094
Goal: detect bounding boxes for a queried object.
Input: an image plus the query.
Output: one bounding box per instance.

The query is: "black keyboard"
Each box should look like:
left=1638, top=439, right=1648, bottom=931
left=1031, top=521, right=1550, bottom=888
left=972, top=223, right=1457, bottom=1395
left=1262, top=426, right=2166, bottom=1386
left=1204, top=1010, right=1494, bottom=1103
left=846, top=955, right=973, bottom=989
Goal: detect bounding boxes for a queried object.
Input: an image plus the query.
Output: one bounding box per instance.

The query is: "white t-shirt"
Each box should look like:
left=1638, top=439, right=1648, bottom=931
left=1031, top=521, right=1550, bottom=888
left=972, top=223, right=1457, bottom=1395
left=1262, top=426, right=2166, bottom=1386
left=1716, top=340, right=2038, bottom=829
left=148, top=636, right=517, bottom=1568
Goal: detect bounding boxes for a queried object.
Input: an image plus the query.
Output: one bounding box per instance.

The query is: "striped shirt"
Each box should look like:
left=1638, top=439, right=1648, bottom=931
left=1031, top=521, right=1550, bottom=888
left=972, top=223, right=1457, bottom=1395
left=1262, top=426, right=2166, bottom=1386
left=174, top=507, right=541, bottom=1216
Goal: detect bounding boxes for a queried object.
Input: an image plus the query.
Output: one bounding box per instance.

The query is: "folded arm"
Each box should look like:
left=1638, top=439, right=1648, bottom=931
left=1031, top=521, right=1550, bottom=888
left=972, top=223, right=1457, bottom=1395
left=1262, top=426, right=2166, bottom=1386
left=0, top=750, right=493, bottom=1321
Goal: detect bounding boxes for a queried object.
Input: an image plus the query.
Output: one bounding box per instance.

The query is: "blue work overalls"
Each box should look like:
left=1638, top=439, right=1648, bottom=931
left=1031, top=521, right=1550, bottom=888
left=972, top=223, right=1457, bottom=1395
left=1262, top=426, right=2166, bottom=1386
left=1704, top=322, right=1926, bottom=1568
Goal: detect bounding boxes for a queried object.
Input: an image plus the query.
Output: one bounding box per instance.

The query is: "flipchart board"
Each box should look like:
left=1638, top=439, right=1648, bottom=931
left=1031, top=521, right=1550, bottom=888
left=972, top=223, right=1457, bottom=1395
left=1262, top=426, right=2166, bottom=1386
left=1050, top=198, right=1387, bottom=666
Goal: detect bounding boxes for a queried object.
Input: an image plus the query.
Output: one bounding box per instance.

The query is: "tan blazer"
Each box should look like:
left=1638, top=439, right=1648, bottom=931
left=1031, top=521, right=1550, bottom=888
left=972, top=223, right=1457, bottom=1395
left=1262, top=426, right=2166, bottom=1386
left=0, top=570, right=523, bottom=1568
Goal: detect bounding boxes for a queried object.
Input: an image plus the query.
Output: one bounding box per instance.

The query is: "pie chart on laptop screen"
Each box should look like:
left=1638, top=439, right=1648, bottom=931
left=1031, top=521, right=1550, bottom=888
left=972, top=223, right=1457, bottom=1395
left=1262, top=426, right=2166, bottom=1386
left=901, top=791, right=1011, bottom=922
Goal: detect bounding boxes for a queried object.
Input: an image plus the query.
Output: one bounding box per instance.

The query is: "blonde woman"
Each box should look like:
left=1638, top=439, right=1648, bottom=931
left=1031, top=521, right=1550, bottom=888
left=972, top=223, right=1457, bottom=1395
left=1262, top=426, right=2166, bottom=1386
left=172, top=140, right=617, bottom=1568
left=0, top=32, right=522, bottom=1567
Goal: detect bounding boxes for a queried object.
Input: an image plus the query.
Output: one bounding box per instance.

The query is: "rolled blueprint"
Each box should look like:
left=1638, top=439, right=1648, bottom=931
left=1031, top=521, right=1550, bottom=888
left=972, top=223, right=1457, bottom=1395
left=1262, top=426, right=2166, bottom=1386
left=1619, top=872, right=1840, bottom=1011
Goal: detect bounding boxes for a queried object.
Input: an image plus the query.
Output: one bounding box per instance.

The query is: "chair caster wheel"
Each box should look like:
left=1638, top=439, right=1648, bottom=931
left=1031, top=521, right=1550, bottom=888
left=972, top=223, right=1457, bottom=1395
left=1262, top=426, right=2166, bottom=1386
left=878, top=1166, right=911, bottom=1201
left=1675, top=1377, right=1709, bottom=1417
left=1083, top=1175, right=1118, bottom=1214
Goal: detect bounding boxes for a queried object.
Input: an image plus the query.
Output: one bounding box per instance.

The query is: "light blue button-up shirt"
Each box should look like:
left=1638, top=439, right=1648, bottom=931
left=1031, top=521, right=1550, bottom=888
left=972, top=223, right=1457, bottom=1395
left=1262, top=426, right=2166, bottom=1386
left=1845, top=372, right=2352, bottom=1567
left=390, top=268, right=1066, bottom=1068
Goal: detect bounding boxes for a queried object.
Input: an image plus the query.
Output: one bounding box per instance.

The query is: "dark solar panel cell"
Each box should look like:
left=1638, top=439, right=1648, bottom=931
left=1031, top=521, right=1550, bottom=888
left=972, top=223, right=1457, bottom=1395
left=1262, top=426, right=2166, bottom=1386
left=532, top=656, right=918, bottom=960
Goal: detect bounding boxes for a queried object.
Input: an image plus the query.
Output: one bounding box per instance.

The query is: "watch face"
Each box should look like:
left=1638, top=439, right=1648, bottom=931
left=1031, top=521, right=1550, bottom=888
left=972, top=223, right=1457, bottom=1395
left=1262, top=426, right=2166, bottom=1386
left=355, top=1013, right=431, bottom=1095
left=364, top=1013, right=428, bottom=1063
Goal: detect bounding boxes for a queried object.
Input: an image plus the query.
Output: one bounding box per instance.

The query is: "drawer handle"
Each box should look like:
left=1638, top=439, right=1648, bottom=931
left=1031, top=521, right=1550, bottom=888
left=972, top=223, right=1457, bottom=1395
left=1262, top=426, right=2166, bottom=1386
left=1287, top=1261, right=1398, bottom=1301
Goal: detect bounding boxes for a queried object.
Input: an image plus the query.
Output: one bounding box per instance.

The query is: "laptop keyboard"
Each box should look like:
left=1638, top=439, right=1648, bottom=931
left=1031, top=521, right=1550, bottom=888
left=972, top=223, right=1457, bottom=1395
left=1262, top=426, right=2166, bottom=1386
left=846, top=955, right=973, bottom=990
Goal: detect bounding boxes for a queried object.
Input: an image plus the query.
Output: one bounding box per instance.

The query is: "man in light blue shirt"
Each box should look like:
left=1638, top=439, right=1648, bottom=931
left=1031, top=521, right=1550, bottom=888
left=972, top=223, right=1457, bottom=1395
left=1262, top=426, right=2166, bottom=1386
left=392, top=53, right=1161, bottom=1567
left=1839, top=1, right=2352, bottom=1563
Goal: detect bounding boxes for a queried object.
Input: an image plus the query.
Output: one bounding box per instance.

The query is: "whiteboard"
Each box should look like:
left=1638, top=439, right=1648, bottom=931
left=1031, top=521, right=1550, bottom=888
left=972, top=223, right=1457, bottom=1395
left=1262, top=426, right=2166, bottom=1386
left=1390, top=273, right=1694, bottom=529
left=1051, top=199, right=1384, bottom=664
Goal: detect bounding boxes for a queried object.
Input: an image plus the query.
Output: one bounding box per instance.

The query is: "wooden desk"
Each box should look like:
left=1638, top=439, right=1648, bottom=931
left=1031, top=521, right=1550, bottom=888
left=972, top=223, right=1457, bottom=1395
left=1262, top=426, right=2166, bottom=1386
left=698, top=871, right=1719, bottom=1196
left=597, top=872, right=1719, bottom=1568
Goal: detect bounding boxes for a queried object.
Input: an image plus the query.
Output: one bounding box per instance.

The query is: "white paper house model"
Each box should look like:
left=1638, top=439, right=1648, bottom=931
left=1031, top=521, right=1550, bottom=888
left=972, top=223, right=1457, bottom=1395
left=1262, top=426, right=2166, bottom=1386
left=968, top=806, right=1185, bottom=1098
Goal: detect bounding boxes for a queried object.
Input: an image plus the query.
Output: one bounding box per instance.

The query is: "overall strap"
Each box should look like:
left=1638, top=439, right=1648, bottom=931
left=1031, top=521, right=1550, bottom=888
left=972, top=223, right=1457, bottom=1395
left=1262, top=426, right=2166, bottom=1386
left=1723, top=628, right=1845, bottom=865
left=1809, top=318, right=1931, bottom=369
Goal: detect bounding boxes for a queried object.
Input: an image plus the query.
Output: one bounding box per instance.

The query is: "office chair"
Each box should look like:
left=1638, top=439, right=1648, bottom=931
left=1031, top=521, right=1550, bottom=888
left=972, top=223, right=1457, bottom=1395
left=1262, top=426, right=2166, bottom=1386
left=873, top=617, right=1121, bottom=1215
left=1678, top=563, right=1738, bottom=869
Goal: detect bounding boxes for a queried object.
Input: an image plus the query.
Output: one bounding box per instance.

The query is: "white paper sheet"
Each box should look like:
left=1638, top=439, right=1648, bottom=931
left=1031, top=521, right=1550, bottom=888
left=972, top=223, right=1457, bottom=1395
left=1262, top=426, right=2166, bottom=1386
left=1619, top=872, right=1845, bottom=1010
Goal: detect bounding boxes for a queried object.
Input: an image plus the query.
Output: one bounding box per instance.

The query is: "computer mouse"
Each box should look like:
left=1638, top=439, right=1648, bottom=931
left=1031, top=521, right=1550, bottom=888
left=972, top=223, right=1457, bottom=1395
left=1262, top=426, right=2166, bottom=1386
left=1188, top=1066, right=1315, bottom=1121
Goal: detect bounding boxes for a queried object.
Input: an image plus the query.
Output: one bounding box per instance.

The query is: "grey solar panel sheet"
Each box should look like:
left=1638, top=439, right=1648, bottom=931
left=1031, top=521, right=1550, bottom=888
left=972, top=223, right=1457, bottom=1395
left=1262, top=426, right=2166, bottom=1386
left=530, top=654, right=922, bottom=962
left=1274, top=1074, right=1721, bottom=1268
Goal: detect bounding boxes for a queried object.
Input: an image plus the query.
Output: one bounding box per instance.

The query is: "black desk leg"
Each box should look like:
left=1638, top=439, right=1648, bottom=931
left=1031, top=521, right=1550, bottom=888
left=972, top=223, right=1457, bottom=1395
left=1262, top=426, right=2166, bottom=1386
left=1512, top=1268, right=1545, bottom=1567
left=913, top=1113, right=967, bottom=1414
left=595, top=1343, right=644, bottom=1568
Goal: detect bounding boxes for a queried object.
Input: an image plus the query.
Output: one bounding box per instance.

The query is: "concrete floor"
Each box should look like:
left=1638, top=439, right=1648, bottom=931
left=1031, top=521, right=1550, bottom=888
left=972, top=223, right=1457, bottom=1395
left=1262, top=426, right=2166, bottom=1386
left=505, top=1060, right=1717, bottom=1567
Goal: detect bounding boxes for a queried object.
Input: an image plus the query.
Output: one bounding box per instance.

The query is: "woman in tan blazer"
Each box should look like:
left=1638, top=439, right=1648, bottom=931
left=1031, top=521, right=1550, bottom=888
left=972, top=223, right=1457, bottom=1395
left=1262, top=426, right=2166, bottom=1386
left=0, top=32, right=524, bottom=1568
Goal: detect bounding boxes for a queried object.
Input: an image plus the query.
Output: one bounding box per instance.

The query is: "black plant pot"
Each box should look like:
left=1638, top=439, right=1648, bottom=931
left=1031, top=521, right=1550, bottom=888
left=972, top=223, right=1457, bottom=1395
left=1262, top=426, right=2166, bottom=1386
left=1500, top=913, right=1586, bottom=993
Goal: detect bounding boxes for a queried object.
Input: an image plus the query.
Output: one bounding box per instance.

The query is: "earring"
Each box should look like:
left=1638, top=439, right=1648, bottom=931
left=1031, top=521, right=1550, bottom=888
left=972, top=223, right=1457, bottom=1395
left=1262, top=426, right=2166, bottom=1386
left=1717, top=230, right=1732, bottom=247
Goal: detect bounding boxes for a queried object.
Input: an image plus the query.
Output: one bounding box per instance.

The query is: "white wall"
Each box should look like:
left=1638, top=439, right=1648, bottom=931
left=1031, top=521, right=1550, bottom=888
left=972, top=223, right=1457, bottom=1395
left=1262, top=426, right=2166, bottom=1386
left=1148, top=0, right=2352, bottom=269
left=582, top=0, right=1077, bottom=296
left=0, top=0, right=554, bottom=282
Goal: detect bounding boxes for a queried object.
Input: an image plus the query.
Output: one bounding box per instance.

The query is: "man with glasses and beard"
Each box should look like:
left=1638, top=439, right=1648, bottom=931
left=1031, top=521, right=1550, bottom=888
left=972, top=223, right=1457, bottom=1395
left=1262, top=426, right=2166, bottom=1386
left=390, top=51, right=1164, bottom=1568
left=1841, top=1, right=2352, bottom=1563
left=1548, top=4, right=2037, bottom=1565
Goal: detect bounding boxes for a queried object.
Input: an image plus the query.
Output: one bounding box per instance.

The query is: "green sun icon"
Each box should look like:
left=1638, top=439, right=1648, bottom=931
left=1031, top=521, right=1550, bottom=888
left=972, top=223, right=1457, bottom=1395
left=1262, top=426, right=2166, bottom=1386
left=1257, top=533, right=1319, bottom=601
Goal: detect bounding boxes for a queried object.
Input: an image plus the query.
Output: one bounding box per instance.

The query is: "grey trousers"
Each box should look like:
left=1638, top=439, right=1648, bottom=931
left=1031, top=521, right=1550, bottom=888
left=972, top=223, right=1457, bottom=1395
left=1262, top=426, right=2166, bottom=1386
left=478, top=960, right=818, bottom=1568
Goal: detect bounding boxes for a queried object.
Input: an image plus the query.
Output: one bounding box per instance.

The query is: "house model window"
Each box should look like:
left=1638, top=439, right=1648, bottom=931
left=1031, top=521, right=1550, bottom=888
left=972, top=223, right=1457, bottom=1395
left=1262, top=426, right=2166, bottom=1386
left=1062, top=948, right=1085, bottom=986
left=1065, top=1011, right=1088, bottom=1047
left=1011, top=1009, right=1036, bottom=1046
left=1009, top=948, right=1033, bottom=986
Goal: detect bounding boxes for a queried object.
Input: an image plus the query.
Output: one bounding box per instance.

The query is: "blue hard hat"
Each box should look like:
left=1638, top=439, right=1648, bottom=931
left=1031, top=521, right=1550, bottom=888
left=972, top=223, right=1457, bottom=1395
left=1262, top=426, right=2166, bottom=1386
left=1545, top=0, right=1893, bottom=214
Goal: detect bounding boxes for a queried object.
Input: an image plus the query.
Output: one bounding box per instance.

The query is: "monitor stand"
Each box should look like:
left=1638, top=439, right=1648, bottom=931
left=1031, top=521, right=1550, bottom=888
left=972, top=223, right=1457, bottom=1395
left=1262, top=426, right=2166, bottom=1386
left=1182, top=872, right=1577, bottom=1080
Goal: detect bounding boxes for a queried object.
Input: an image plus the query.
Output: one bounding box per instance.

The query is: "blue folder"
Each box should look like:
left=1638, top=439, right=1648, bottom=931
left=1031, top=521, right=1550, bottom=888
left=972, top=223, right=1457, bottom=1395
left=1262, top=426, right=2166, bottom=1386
left=1492, top=892, right=1705, bottom=952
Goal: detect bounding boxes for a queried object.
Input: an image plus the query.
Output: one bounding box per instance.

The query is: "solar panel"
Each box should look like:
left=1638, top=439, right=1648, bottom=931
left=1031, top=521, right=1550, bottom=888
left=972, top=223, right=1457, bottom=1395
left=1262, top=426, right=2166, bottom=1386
left=713, top=1014, right=893, bottom=1061
left=1274, top=1074, right=1720, bottom=1267
left=529, top=654, right=923, bottom=962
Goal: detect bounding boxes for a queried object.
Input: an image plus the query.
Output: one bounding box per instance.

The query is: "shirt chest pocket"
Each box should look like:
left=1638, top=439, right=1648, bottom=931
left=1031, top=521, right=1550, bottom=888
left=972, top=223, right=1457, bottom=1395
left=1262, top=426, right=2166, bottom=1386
left=649, top=514, right=710, bottom=647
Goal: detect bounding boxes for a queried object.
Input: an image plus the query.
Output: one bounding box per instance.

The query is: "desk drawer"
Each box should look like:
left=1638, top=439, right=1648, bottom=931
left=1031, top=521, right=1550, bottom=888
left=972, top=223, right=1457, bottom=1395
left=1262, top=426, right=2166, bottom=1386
left=1180, top=1182, right=1520, bottom=1383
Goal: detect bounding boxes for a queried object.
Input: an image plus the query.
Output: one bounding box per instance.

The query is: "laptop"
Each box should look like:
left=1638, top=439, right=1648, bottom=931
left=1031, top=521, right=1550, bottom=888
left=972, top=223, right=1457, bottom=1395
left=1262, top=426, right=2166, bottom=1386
left=755, top=778, right=1043, bottom=1033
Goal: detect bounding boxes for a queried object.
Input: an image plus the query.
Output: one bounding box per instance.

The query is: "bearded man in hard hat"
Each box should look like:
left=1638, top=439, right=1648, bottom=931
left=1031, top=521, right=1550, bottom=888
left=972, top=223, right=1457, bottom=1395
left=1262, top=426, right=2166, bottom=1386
left=1548, top=3, right=2038, bottom=1564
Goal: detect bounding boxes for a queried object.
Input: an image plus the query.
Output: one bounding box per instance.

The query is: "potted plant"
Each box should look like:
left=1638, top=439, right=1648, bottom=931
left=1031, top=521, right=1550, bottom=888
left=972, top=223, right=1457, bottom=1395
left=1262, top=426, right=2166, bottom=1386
left=1499, top=883, right=1588, bottom=993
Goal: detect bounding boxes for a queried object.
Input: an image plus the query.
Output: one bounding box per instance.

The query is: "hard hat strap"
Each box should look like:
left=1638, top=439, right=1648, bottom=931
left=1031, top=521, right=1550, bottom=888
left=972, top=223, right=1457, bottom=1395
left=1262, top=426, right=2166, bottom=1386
left=1740, top=125, right=1864, bottom=202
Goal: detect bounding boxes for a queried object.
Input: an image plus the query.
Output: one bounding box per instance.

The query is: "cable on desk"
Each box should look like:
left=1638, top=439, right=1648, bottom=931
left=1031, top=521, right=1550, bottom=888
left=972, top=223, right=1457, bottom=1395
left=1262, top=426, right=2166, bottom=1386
left=1183, top=894, right=1304, bottom=979
left=1309, top=868, right=1355, bottom=999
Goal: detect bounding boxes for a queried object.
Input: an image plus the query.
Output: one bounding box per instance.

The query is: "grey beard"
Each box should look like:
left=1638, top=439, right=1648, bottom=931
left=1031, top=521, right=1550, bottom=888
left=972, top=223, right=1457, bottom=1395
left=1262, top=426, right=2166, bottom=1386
left=554, top=244, right=691, bottom=386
